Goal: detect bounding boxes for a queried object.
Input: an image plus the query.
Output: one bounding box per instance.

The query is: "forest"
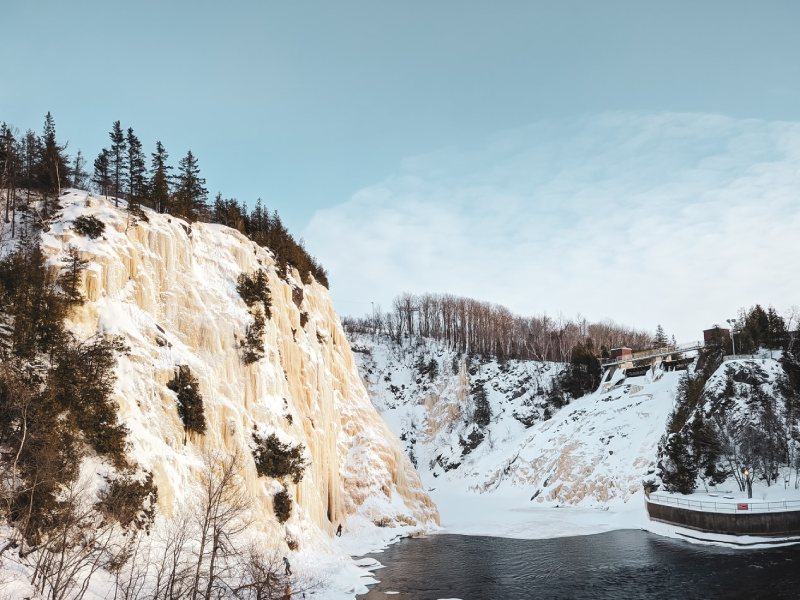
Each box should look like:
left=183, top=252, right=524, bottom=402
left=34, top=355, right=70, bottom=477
left=343, top=291, right=655, bottom=363
left=0, top=113, right=328, bottom=287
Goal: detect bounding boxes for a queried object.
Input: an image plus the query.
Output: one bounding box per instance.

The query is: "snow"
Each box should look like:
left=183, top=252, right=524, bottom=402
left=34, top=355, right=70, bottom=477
left=351, top=332, right=683, bottom=508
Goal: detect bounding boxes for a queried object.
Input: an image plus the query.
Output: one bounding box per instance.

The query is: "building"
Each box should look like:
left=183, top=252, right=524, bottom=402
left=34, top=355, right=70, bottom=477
left=703, top=326, right=730, bottom=348
left=610, top=347, right=632, bottom=361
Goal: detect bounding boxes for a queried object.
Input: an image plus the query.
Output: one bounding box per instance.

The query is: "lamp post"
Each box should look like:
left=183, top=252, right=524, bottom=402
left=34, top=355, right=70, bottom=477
left=726, top=318, right=737, bottom=355
left=742, top=466, right=752, bottom=499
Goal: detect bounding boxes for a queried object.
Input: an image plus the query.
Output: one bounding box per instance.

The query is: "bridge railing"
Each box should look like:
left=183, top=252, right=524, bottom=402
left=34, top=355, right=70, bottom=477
left=647, top=493, right=800, bottom=514
left=600, top=341, right=704, bottom=366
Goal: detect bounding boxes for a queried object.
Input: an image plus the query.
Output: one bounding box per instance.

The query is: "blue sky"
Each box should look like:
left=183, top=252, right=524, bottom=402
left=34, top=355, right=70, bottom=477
left=3, top=1, right=800, bottom=337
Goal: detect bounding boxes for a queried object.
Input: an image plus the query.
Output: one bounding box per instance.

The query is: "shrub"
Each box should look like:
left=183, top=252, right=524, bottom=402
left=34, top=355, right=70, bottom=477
left=472, top=382, right=491, bottom=427
left=273, top=488, right=292, bottom=523
left=241, top=309, right=266, bottom=364
left=167, top=365, right=207, bottom=437
left=252, top=432, right=307, bottom=484
left=73, top=214, right=105, bottom=239
left=96, top=471, right=158, bottom=531
left=236, top=269, right=271, bottom=317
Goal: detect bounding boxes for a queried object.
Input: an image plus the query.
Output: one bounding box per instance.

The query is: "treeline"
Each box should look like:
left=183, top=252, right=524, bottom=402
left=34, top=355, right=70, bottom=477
left=0, top=114, right=328, bottom=287
left=343, top=292, right=653, bottom=363
left=731, top=304, right=791, bottom=353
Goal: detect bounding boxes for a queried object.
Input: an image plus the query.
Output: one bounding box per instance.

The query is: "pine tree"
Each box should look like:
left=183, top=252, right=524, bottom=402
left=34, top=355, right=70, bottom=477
left=1, top=124, right=19, bottom=230
left=174, top=150, right=207, bottom=220
left=71, top=149, right=88, bottom=189
left=125, top=128, right=146, bottom=210
left=39, top=112, right=68, bottom=214
left=472, top=382, right=491, bottom=427
left=149, top=141, right=171, bottom=213
left=108, top=121, right=126, bottom=206
left=93, top=149, right=112, bottom=197
left=654, top=324, right=668, bottom=347
left=57, top=246, right=89, bottom=304
left=22, top=130, right=40, bottom=205
left=166, top=365, right=207, bottom=441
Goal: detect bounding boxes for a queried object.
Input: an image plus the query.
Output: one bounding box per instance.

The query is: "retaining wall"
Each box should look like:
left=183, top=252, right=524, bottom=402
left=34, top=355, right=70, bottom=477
left=646, top=500, right=800, bottom=537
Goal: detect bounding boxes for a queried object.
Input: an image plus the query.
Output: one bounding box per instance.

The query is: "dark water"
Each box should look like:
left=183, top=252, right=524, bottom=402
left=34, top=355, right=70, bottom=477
left=358, top=531, right=800, bottom=600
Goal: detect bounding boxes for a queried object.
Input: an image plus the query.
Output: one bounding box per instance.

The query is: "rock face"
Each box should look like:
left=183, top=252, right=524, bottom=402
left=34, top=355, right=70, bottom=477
left=40, top=191, right=438, bottom=544
left=350, top=331, right=682, bottom=508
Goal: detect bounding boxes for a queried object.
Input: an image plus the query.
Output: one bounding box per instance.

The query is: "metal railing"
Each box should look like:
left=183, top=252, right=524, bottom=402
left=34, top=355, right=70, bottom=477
left=601, top=341, right=704, bottom=367
left=647, top=493, right=800, bottom=514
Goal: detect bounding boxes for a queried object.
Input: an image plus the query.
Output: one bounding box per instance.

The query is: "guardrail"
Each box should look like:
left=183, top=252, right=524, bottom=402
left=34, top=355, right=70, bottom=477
left=723, top=354, right=761, bottom=361
left=648, top=493, right=800, bottom=514
left=600, top=342, right=704, bottom=367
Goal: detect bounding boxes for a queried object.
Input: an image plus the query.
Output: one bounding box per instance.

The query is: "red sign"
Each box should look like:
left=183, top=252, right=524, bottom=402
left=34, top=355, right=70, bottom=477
left=737, top=503, right=749, bottom=510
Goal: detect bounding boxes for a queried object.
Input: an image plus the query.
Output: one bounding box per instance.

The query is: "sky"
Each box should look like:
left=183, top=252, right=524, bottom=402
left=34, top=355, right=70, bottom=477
left=3, top=1, right=800, bottom=339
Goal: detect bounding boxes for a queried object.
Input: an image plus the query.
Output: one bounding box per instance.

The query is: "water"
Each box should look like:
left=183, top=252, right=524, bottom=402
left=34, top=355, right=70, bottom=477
left=358, top=531, right=800, bottom=600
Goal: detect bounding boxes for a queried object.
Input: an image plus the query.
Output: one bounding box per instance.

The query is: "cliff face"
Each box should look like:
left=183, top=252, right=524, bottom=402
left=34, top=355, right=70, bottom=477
left=39, top=191, right=437, bottom=544
left=350, top=332, right=680, bottom=508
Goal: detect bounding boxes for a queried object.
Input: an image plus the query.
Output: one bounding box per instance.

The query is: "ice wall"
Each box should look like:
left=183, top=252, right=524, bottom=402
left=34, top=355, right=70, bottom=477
left=40, top=191, right=438, bottom=544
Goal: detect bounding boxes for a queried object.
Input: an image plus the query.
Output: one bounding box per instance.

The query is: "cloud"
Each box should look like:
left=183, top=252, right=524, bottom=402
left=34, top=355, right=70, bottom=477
left=303, top=112, right=800, bottom=340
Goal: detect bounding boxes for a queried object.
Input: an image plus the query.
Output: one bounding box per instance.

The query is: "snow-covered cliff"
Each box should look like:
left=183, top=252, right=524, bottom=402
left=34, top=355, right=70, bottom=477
left=34, top=191, right=437, bottom=589
left=350, top=332, right=683, bottom=512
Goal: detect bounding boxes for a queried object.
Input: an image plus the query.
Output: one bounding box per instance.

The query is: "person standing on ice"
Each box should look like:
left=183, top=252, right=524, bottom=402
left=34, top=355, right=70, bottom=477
left=283, top=556, right=292, bottom=576
left=336, top=523, right=342, bottom=537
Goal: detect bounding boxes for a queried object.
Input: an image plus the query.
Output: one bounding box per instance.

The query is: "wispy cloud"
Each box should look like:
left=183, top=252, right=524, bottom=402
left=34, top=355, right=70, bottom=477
left=304, top=112, right=800, bottom=340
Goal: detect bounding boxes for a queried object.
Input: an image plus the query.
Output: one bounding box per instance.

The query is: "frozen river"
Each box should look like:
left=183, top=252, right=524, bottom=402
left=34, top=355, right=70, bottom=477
left=358, top=530, right=800, bottom=600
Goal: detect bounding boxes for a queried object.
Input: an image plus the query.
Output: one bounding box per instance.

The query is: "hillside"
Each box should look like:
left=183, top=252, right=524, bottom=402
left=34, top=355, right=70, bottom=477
left=0, top=191, right=438, bottom=599
left=352, top=330, right=800, bottom=543
left=350, top=333, right=676, bottom=501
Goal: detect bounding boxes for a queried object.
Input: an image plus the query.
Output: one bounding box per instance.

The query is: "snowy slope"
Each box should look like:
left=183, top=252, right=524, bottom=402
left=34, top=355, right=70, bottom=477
left=17, top=191, right=438, bottom=597
left=350, top=332, right=688, bottom=531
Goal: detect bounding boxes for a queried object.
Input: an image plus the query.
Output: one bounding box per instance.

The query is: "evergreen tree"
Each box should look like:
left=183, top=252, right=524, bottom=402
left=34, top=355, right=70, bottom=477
left=22, top=130, right=40, bottom=204
left=658, top=430, right=698, bottom=494
left=166, top=365, right=207, bottom=441
left=251, top=432, right=307, bottom=483
left=472, top=381, right=491, bottom=427
left=109, top=120, right=126, bottom=206
left=39, top=112, right=68, bottom=214
left=766, top=307, right=787, bottom=349
left=654, top=324, right=669, bottom=347
left=125, top=128, right=147, bottom=210
left=175, top=150, right=207, bottom=220
left=149, top=141, right=171, bottom=213
left=1, top=124, right=19, bottom=230
left=93, top=149, right=112, bottom=197
left=57, top=246, right=89, bottom=304
left=71, top=149, right=88, bottom=189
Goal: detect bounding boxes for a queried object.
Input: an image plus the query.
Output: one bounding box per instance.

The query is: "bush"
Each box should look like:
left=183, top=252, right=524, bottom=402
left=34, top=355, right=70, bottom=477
left=273, top=488, right=292, bottom=523
left=72, top=214, right=105, bottom=239
left=472, top=382, right=491, bottom=427
left=241, top=309, right=266, bottom=364
left=236, top=270, right=271, bottom=316
left=167, top=365, right=207, bottom=437
left=252, top=432, right=307, bottom=484
left=96, top=471, right=158, bottom=531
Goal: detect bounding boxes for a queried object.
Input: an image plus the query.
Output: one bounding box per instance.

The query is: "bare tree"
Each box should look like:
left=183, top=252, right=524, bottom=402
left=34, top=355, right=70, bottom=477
left=189, top=451, right=252, bottom=600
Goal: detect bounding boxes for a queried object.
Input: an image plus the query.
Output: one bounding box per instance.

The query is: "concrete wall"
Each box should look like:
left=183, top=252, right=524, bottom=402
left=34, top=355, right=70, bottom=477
left=647, top=501, right=800, bottom=536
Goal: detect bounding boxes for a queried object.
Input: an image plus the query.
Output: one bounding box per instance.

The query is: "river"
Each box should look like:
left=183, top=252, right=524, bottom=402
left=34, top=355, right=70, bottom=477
left=358, top=530, right=800, bottom=599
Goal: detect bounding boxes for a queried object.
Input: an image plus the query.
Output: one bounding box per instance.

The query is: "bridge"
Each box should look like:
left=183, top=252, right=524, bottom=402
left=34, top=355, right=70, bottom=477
left=600, top=341, right=704, bottom=368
